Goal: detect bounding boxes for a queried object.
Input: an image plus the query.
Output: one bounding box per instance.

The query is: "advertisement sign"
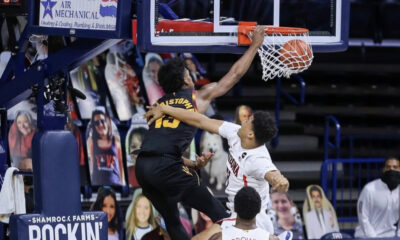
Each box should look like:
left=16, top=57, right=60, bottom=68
left=39, top=0, right=118, bottom=31
left=10, top=212, right=108, bottom=240
left=9, top=131, right=108, bottom=240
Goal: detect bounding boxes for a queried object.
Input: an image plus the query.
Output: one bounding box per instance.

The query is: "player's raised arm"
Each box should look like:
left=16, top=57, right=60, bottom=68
left=196, top=26, right=265, bottom=113
left=265, top=170, right=290, bottom=192
left=145, top=104, right=223, bottom=134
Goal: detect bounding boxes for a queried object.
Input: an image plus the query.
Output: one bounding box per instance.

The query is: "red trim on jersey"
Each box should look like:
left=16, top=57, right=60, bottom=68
left=243, top=175, right=248, bottom=186
left=216, top=217, right=236, bottom=224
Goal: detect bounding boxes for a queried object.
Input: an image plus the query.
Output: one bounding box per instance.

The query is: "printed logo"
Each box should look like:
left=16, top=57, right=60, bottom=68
left=41, top=0, right=57, bottom=19
left=100, top=0, right=117, bottom=17
left=182, top=166, right=193, bottom=176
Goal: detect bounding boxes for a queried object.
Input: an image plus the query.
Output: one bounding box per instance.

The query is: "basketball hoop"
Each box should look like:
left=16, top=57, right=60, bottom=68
left=239, top=22, right=314, bottom=81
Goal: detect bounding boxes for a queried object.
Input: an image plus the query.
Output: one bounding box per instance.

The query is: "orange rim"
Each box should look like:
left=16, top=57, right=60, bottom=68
left=263, top=26, right=309, bottom=34
left=238, top=22, right=309, bottom=45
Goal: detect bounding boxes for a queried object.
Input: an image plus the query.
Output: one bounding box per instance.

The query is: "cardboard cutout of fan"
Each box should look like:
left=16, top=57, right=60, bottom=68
left=302, top=185, right=340, bottom=239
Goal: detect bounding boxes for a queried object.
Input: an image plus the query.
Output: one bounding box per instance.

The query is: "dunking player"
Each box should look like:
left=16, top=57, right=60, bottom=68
left=135, top=26, right=266, bottom=240
left=145, top=104, right=289, bottom=237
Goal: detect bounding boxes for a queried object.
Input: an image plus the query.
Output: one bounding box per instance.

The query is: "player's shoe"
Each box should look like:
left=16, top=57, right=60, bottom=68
left=278, top=231, right=293, bottom=240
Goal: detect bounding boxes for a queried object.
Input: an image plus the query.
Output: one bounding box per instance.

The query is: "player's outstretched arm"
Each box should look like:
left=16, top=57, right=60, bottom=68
left=182, top=152, right=214, bottom=169
left=145, top=104, right=223, bottom=134
left=196, top=25, right=265, bottom=113
left=265, top=170, right=289, bottom=192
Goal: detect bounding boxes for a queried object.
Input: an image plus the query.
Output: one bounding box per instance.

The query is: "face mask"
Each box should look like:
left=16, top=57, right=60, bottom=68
left=381, top=170, right=400, bottom=191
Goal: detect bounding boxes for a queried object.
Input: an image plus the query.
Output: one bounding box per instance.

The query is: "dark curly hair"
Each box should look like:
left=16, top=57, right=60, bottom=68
left=158, top=57, right=186, bottom=93
left=234, top=186, right=261, bottom=220
left=252, top=111, right=277, bottom=146
left=91, top=188, right=121, bottom=232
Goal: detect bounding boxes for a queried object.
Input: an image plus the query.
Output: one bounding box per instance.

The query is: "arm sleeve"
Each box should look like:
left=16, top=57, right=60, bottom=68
left=246, top=156, right=277, bottom=180
left=357, top=187, right=377, bottom=238
left=218, top=122, right=240, bottom=140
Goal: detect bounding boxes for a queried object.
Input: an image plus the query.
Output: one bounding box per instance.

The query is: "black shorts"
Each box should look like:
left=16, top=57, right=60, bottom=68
left=135, top=153, right=200, bottom=201
left=135, top=153, right=229, bottom=240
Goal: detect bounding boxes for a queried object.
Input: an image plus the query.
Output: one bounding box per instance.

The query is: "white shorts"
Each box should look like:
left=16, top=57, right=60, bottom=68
left=220, top=210, right=274, bottom=234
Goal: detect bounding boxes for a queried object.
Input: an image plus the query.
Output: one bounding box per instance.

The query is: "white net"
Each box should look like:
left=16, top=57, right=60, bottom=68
left=256, top=31, right=314, bottom=81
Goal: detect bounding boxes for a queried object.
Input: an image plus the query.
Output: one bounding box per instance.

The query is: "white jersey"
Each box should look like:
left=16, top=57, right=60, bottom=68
left=222, top=226, right=270, bottom=240
left=219, top=122, right=277, bottom=212
left=221, top=211, right=274, bottom=234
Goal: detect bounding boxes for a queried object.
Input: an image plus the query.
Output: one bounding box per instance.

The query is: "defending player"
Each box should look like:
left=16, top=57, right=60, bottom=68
left=209, top=186, right=292, bottom=240
left=145, top=104, right=289, bottom=235
left=135, top=26, right=266, bottom=240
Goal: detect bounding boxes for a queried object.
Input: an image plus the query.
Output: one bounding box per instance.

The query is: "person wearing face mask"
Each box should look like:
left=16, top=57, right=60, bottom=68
left=355, top=157, right=400, bottom=238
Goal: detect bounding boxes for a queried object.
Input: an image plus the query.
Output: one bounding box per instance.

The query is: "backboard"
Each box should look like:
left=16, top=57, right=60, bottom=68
left=137, top=0, right=350, bottom=53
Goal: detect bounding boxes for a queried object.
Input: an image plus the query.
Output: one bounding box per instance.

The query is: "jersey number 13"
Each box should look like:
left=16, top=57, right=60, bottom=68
left=155, top=116, right=180, bottom=129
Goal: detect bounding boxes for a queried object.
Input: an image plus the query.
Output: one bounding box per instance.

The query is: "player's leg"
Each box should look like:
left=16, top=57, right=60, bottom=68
left=135, top=155, right=195, bottom=239
left=143, top=188, right=190, bottom=240
left=181, top=183, right=229, bottom=223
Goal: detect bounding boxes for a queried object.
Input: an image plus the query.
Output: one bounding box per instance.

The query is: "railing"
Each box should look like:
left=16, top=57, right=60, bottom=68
left=342, top=134, right=400, bottom=159
left=321, top=157, right=385, bottom=223
left=273, top=75, right=306, bottom=147
left=322, top=115, right=386, bottom=223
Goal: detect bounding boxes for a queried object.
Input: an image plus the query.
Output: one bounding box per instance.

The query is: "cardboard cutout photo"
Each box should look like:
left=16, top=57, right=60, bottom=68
left=8, top=110, right=37, bottom=168
left=125, top=113, right=148, bottom=187
left=86, top=107, right=125, bottom=186
left=199, top=131, right=227, bottom=193
left=182, top=53, right=210, bottom=88
left=268, top=190, right=305, bottom=239
left=105, top=52, right=144, bottom=121
left=303, top=185, right=339, bottom=239
left=70, top=61, right=101, bottom=119
left=142, top=53, right=165, bottom=105
left=7, top=99, right=37, bottom=121
left=125, top=188, right=158, bottom=240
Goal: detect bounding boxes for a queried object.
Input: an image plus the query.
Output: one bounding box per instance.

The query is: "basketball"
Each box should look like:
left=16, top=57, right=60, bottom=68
left=280, top=39, right=313, bottom=71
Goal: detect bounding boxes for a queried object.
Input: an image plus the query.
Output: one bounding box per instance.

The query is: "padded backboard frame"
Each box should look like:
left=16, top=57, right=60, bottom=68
left=137, top=0, right=350, bottom=53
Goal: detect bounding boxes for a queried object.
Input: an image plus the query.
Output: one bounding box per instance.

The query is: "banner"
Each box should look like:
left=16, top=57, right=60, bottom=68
left=39, top=0, right=118, bottom=31
left=10, top=212, right=108, bottom=240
